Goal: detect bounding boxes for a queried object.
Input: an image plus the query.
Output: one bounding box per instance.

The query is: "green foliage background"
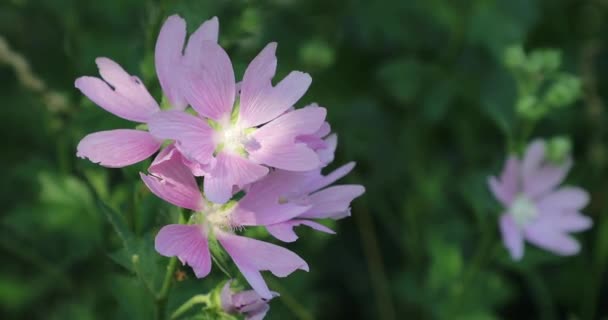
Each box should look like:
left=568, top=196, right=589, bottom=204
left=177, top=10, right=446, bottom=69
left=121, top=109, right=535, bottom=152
left=1, top=0, right=608, bottom=319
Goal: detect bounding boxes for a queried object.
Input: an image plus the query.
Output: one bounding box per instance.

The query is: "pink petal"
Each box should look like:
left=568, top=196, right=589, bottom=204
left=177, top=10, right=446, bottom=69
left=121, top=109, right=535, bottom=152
left=267, top=219, right=335, bottom=242
left=155, top=15, right=188, bottom=109
left=550, top=213, right=593, bottom=232
left=155, top=224, right=212, bottom=278
left=75, top=59, right=159, bottom=122
left=536, top=187, right=590, bottom=213
left=522, top=140, right=546, bottom=177
left=186, top=41, right=235, bottom=121
left=239, top=43, right=312, bottom=127
left=233, top=171, right=311, bottom=226
left=148, top=110, right=216, bottom=165
left=523, top=159, right=571, bottom=199
left=317, top=134, right=338, bottom=166
left=524, top=222, right=581, bottom=256
left=217, top=231, right=308, bottom=299
left=204, top=152, right=269, bottom=204
left=488, top=176, right=511, bottom=206
left=77, top=129, right=160, bottom=167
left=141, top=173, right=203, bottom=211
left=305, top=162, right=356, bottom=193
left=499, top=214, right=524, bottom=260
left=248, top=107, right=326, bottom=171
left=140, top=146, right=203, bottom=211
left=183, top=17, right=220, bottom=64
left=300, top=185, right=365, bottom=219
left=488, top=156, right=520, bottom=206
left=245, top=303, right=270, bottom=320
left=220, top=280, right=235, bottom=312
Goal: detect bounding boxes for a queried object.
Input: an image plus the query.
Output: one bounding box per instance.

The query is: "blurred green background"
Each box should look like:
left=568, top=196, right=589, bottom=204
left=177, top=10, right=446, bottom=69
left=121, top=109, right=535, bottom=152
left=2, top=0, right=608, bottom=319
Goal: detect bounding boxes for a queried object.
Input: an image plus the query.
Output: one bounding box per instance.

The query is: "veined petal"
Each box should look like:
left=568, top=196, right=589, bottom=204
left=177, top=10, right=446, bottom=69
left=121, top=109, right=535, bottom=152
left=155, top=15, right=188, bottom=109
left=217, top=231, right=308, bottom=300
left=249, top=143, right=321, bottom=171
left=267, top=220, right=335, bottom=242
left=499, top=214, right=524, bottom=260
left=204, top=152, right=269, bottom=204
left=300, top=185, right=365, bottom=219
left=140, top=173, right=203, bottom=211
left=77, top=129, right=160, bottom=167
left=239, top=43, right=312, bottom=127
left=148, top=110, right=216, bottom=165
left=75, top=59, right=159, bottom=122
left=141, top=146, right=203, bottom=211
left=249, top=106, right=326, bottom=171
left=155, top=224, right=212, bottom=278
left=186, top=41, right=235, bottom=121
left=304, top=162, right=356, bottom=193
left=184, top=17, right=219, bottom=64
left=317, top=133, right=338, bottom=166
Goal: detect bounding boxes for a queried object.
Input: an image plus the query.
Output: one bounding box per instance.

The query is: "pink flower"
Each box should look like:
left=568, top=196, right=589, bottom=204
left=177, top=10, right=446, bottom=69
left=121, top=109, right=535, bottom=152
left=488, top=139, right=592, bottom=260
left=75, top=15, right=218, bottom=167
left=149, top=41, right=324, bottom=203
left=221, top=280, right=277, bottom=320
left=142, top=145, right=308, bottom=299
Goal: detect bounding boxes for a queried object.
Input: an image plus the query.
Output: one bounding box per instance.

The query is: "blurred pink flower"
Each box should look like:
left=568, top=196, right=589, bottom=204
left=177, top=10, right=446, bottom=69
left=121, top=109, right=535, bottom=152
left=221, top=280, right=277, bottom=320
left=142, top=145, right=308, bottom=299
left=75, top=15, right=218, bottom=167
left=488, top=139, right=592, bottom=260
left=149, top=41, right=324, bottom=204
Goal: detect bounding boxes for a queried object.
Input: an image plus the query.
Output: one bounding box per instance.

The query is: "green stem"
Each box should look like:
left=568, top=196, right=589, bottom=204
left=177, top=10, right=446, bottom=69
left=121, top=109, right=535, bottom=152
left=170, top=294, right=211, bottom=319
left=267, top=278, right=314, bottom=320
left=355, top=202, right=396, bottom=320
left=522, top=269, right=556, bottom=320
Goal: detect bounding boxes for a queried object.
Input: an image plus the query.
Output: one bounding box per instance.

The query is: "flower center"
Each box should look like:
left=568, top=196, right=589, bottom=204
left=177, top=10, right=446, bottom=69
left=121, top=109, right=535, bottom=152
left=194, top=201, right=239, bottom=232
left=510, top=194, right=538, bottom=227
left=220, top=125, right=247, bottom=154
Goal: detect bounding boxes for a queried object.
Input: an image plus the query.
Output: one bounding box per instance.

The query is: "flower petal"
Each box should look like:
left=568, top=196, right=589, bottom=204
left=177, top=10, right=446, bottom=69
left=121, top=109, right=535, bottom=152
left=148, top=110, right=216, bottom=165
left=499, top=214, right=524, bottom=260
left=551, top=213, right=593, bottom=232
left=489, top=156, right=520, bottom=206
left=217, top=231, right=308, bottom=299
left=77, top=129, right=160, bottom=167
left=204, top=152, right=269, bottom=204
left=248, top=106, right=326, bottom=171
left=317, top=133, right=337, bottom=166
left=525, top=222, right=581, bottom=256
left=267, top=219, right=335, bottom=242
left=522, top=140, right=545, bottom=176
left=536, top=187, right=590, bottom=213
left=186, top=41, right=235, bottom=121
left=305, top=162, right=356, bottom=193
left=239, top=43, right=312, bottom=127
left=75, top=59, right=159, bottom=122
left=300, top=185, right=365, bottom=219
left=184, top=17, right=220, bottom=64
left=155, top=224, right=212, bottom=278
left=524, top=159, right=571, bottom=199
left=155, top=15, right=188, bottom=109
left=140, top=147, right=203, bottom=211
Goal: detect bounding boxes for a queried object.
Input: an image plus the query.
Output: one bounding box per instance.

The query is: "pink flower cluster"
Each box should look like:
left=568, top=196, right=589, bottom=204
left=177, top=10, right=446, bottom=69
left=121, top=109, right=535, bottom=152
left=75, top=13, right=364, bottom=309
